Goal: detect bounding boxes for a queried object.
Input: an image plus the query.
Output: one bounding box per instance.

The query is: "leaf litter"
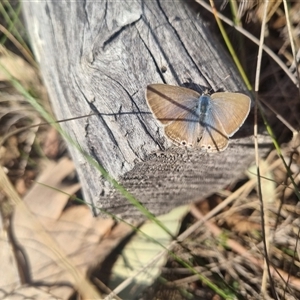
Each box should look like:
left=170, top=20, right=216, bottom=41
left=2, top=0, right=300, bottom=299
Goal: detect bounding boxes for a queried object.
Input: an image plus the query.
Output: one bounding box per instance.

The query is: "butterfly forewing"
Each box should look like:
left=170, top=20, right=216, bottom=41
left=210, top=93, right=251, bottom=136
left=146, top=84, right=200, bottom=125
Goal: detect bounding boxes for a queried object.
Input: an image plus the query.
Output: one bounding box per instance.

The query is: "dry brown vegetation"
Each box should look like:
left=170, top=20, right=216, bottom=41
left=1, top=0, right=300, bottom=299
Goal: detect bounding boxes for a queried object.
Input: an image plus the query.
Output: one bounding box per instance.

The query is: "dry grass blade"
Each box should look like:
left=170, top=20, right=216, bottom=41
left=0, top=24, right=36, bottom=68
left=190, top=207, right=300, bottom=292
left=195, top=0, right=298, bottom=85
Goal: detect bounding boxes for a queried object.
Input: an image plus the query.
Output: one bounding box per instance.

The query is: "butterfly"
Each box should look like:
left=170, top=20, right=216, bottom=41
left=145, top=84, right=251, bottom=152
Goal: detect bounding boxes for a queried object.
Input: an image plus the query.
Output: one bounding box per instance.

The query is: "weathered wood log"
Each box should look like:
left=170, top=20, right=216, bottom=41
left=22, top=0, right=266, bottom=221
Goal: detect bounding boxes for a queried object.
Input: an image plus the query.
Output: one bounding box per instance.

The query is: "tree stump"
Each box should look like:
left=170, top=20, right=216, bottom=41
left=22, top=0, right=266, bottom=221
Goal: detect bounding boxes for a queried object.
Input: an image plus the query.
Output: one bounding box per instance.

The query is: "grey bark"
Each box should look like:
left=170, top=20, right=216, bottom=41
left=22, top=0, right=268, bottom=221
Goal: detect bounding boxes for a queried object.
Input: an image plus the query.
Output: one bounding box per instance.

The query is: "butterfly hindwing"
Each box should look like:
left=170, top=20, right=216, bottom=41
left=164, top=106, right=202, bottom=147
left=198, top=108, right=229, bottom=152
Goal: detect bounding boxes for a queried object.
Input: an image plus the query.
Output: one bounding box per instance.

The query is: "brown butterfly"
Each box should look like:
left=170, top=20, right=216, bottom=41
left=146, top=84, right=251, bottom=152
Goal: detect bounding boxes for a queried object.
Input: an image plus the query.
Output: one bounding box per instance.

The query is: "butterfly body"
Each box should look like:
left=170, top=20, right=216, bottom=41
left=198, top=94, right=211, bottom=124
left=146, top=84, right=251, bottom=152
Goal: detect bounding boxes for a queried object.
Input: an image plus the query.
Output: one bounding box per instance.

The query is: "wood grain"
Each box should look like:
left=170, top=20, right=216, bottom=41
left=22, top=0, right=270, bottom=221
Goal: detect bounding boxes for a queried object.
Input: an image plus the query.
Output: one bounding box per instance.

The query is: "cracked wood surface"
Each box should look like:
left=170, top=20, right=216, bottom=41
left=22, top=0, right=267, bottom=221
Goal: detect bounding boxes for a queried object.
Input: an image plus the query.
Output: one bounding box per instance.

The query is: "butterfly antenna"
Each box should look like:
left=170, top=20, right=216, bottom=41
left=207, top=74, right=231, bottom=94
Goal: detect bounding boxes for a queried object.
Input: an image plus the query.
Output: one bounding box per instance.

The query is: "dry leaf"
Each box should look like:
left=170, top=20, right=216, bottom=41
left=42, top=127, right=60, bottom=159
left=1, top=286, right=61, bottom=300
left=8, top=158, right=132, bottom=299
left=0, top=46, right=39, bottom=90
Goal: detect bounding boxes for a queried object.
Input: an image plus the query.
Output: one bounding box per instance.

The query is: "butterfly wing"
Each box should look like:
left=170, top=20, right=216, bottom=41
left=146, top=84, right=202, bottom=147
left=210, top=92, right=251, bottom=136
left=146, top=84, right=200, bottom=124
left=198, top=109, right=229, bottom=152
left=164, top=107, right=202, bottom=147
